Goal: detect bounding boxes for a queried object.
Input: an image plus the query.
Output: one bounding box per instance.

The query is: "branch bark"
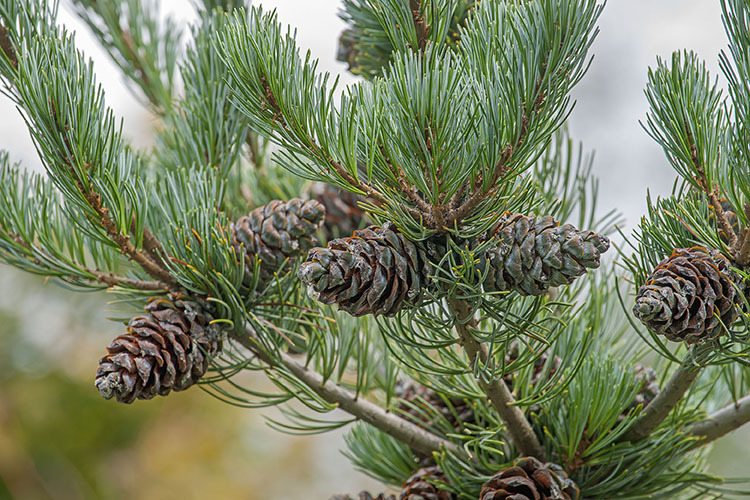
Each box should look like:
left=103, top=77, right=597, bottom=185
left=89, top=270, right=169, bottom=291
left=232, top=325, right=460, bottom=458
left=619, top=354, right=700, bottom=443
left=688, top=133, right=740, bottom=253
left=447, top=298, right=545, bottom=459
left=686, top=393, right=750, bottom=449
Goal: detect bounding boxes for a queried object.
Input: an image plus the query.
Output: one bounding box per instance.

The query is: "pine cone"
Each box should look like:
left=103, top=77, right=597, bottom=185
left=313, top=182, right=368, bottom=240
left=480, top=457, right=580, bottom=500
left=330, top=493, right=396, bottom=500
left=401, top=466, right=453, bottom=500
left=232, top=198, right=325, bottom=282
left=298, top=223, right=430, bottom=317
left=95, top=295, right=222, bottom=404
left=633, top=246, right=740, bottom=343
left=395, top=380, right=475, bottom=431
left=481, top=213, right=610, bottom=296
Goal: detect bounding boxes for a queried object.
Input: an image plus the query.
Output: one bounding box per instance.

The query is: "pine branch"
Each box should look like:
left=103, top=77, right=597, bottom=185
left=686, top=393, right=750, bottom=448
left=5, top=223, right=167, bottom=291
left=89, top=270, right=168, bottom=291
left=257, top=76, right=385, bottom=205
left=447, top=297, right=545, bottom=459
left=233, top=324, right=461, bottom=458
left=47, top=102, right=175, bottom=286
left=688, top=130, right=739, bottom=251
left=141, top=226, right=167, bottom=266
left=72, top=0, right=180, bottom=114
left=619, top=352, right=700, bottom=443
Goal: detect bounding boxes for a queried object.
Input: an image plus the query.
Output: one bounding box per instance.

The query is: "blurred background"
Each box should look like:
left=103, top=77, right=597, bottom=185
left=0, top=1, right=748, bottom=499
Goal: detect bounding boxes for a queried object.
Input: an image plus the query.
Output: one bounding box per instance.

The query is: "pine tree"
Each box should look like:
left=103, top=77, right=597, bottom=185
left=0, top=1, right=749, bottom=498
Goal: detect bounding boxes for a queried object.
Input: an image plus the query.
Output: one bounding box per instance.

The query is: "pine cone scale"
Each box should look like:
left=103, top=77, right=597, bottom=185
left=232, top=198, right=325, bottom=282
left=482, top=213, right=609, bottom=296
left=634, top=247, right=740, bottom=343
left=481, top=457, right=579, bottom=500
left=299, top=223, right=429, bottom=317
left=95, top=295, right=222, bottom=404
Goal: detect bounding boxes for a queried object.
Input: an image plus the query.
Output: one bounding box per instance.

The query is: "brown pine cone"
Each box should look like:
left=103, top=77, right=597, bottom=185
left=95, top=295, right=222, bottom=404
left=298, top=223, right=430, bottom=317
left=330, top=493, right=396, bottom=500
left=481, top=213, right=610, bottom=296
left=633, top=246, right=740, bottom=343
left=480, top=457, right=580, bottom=500
left=313, top=182, right=368, bottom=240
left=232, top=198, right=325, bottom=282
left=394, top=380, right=475, bottom=431
left=401, top=466, right=453, bottom=500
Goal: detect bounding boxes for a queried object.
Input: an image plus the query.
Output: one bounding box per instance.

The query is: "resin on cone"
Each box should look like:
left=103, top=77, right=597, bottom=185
left=95, top=295, right=222, bottom=404
left=480, top=457, right=580, bottom=500
left=633, top=246, right=740, bottom=343
left=482, top=213, right=610, bottom=296
left=232, top=198, right=325, bottom=282
left=298, top=223, right=430, bottom=317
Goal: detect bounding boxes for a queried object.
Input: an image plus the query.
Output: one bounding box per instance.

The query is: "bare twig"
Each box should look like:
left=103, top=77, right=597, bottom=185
left=687, top=393, right=750, bottom=449
left=233, top=325, right=461, bottom=458
left=447, top=297, right=545, bottom=459
left=377, top=141, right=435, bottom=225
left=619, top=353, right=700, bottom=443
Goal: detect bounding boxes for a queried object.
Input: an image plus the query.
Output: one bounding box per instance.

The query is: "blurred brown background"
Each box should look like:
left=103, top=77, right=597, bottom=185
left=0, top=1, right=748, bottom=499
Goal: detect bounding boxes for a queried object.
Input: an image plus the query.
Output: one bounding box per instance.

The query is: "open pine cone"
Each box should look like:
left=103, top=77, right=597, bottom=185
left=298, top=223, right=430, bottom=317
left=480, top=457, right=580, bottom=500
left=481, top=213, right=610, bottom=296
left=401, top=466, right=453, bottom=500
left=633, top=246, right=740, bottom=343
left=232, top=198, right=325, bottom=282
left=95, top=295, right=222, bottom=404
